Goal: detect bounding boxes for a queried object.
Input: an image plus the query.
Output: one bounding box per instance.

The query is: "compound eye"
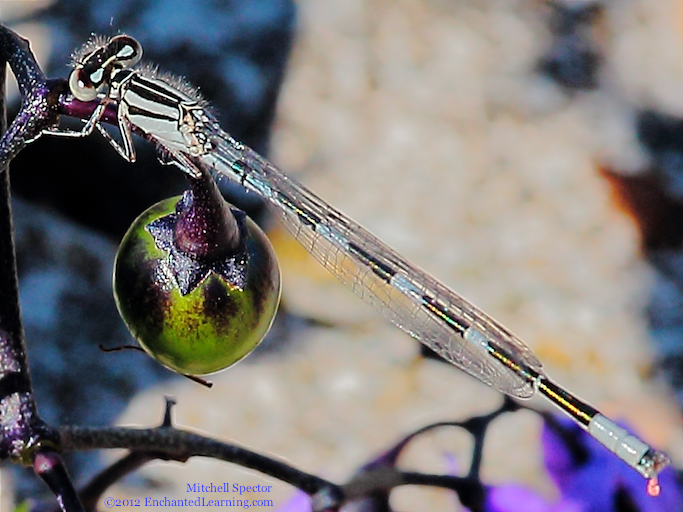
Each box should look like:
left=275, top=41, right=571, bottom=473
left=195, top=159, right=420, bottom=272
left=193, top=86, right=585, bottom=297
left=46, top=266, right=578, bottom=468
left=108, top=35, right=142, bottom=68
left=68, top=68, right=100, bottom=102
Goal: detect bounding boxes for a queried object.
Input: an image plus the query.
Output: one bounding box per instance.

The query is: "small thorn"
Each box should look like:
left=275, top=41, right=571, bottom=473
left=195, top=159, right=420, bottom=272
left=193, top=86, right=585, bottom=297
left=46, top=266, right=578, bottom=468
left=162, top=397, right=177, bottom=427
left=99, top=343, right=145, bottom=353
left=183, top=373, right=213, bottom=388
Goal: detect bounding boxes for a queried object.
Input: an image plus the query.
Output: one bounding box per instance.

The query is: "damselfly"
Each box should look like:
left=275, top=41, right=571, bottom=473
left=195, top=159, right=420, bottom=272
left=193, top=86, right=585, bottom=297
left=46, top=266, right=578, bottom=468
left=54, top=34, right=672, bottom=491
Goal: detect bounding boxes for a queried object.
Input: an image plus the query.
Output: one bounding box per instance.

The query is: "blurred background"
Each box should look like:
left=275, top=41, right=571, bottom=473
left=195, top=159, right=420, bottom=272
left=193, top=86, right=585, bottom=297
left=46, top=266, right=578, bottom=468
left=0, top=0, right=682, bottom=510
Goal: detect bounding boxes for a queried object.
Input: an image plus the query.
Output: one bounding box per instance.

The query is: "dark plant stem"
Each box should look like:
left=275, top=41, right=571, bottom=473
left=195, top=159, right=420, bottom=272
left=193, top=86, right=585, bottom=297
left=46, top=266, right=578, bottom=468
left=408, top=473, right=487, bottom=512
left=0, top=25, right=84, bottom=512
left=342, top=397, right=519, bottom=512
left=0, top=25, right=54, bottom=463
left=59, top=425, right=339, bottom=498
left=33, top=451, right=84, bottom=512
left=0, top=26, right=61, bottom=169
left=76, top=452, right=156, bottom=512
left=462, top=396, right=520, bottom=479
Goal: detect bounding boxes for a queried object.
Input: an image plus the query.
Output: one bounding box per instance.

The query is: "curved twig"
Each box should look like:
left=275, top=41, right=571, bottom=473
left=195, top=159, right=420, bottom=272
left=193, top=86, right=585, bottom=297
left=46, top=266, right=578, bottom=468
left=60, top=425, right=339, bottom=497
left=0, top=27, right=62, bottom=169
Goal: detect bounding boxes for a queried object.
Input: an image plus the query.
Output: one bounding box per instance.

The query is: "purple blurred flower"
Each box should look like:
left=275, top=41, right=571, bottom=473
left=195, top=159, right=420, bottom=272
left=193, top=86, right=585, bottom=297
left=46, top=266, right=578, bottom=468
left=541, top=415, right=682, bottom=512
left=275, top=490, right=311, bottom=512
left=483, top=484, right=581, bottom=512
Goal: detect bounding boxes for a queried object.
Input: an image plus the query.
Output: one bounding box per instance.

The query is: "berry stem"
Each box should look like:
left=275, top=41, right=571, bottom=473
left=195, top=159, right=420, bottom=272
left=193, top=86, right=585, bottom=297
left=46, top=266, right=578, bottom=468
left=174, top=169, right=242, bottom=261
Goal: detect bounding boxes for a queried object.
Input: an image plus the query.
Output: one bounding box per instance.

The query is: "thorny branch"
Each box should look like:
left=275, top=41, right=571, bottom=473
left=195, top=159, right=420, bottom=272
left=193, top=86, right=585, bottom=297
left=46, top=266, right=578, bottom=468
left=0, top=25, right=84, bottom=512
left=49, top=398, right=517, bottom=512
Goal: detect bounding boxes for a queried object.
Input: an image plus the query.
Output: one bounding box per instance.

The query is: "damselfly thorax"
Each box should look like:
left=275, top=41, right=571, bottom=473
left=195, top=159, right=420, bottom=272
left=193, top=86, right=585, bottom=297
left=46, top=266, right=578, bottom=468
left=55, top=34, right=213, bottom=175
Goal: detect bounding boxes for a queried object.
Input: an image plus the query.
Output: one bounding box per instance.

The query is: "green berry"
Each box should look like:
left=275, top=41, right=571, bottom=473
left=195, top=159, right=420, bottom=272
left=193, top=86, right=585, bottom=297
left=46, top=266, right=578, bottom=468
left=113, top=173, right=281, bottom=376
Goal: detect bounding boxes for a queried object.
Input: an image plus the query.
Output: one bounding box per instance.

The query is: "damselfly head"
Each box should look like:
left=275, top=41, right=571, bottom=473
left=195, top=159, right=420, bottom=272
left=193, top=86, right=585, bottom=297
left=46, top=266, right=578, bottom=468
left=72, top=34, right=142, bottom=69
left=69, top=34, right=143, bottom=102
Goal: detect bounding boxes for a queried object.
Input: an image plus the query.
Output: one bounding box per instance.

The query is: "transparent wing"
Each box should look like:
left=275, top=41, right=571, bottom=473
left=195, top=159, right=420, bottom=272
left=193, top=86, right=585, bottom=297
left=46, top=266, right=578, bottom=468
left=191, top=125, right=544, bottom=398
